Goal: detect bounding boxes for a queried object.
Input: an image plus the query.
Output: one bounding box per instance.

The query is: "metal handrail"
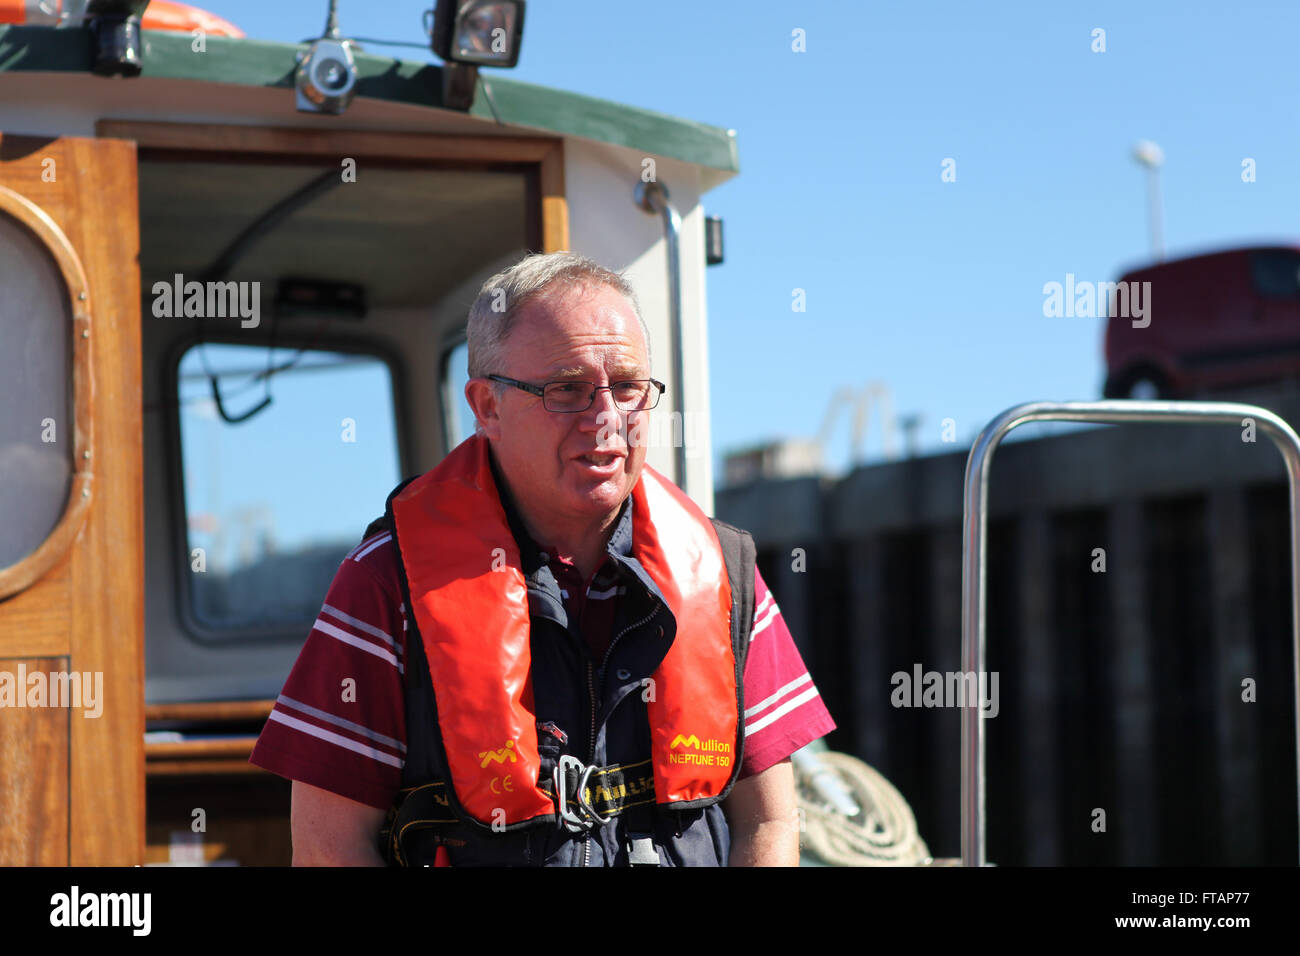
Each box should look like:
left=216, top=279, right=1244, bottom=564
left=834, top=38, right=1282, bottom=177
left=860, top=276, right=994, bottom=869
left=961, top=400, right=1300, bottom=866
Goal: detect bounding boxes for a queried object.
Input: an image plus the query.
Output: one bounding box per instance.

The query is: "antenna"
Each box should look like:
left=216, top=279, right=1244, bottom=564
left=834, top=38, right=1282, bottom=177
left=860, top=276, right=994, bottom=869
left=322, top=0, right=340, bottom=39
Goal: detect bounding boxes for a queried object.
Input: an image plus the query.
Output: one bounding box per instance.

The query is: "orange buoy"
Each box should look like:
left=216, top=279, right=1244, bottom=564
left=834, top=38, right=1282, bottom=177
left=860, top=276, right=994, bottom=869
left=0, top=0, right=244, bottom=37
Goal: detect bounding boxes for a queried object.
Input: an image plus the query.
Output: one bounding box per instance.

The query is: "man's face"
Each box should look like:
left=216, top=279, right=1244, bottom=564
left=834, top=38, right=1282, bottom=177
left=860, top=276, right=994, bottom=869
left=470, top=281, right=651, bottom=535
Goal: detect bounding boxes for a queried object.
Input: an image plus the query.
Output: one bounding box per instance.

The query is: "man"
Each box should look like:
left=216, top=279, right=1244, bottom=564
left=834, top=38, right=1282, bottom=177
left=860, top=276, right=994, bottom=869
left=250, top=252, right=834, bottom=866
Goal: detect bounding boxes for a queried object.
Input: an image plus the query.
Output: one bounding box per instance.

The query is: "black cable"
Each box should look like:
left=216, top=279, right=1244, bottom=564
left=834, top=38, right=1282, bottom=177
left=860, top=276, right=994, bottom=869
left=199, top=169, right=342, bottom=286
left=210, top=373, right=269, bottom=424
left=478, top=72, right=504, bottom=124
left=196, top=168, right=344, bottom=424
left=347, top=36, right=433, bottom=50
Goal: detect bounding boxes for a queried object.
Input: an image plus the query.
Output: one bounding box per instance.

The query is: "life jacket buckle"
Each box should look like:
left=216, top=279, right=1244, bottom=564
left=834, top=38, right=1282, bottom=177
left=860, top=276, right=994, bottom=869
left=553, top=755, right=613, bottom=833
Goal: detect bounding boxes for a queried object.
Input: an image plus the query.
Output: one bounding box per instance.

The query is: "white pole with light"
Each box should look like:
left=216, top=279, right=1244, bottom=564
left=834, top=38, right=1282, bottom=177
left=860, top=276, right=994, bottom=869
left=1133, top=140, right=1166, bottom=262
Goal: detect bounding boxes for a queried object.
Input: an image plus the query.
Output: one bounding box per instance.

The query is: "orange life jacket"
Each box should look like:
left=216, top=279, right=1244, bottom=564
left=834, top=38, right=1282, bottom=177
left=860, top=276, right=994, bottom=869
left=389, top=434, right=743, bottom=829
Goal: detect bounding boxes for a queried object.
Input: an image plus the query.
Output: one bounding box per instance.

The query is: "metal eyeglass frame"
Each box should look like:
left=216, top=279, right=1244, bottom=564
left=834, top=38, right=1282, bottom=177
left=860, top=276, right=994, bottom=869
left=486, top=374, right=666, bottom=413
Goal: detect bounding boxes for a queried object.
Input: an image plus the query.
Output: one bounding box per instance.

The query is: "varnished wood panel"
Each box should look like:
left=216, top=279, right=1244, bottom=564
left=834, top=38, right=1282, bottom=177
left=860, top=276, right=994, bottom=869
left=0, top=134, right=143, bottom=866
left=0, top=559, right=71, bottom=656
left=0, top=656, right=69, bottom=865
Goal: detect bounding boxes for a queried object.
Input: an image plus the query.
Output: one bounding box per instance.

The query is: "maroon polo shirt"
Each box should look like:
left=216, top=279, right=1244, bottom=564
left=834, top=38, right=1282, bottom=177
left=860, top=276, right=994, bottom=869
left=538, top=548, right=622, bottom=661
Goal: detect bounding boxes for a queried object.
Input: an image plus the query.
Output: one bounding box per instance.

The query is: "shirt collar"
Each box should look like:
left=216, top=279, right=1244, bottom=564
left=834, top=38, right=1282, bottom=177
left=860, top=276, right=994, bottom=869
left=487, top=447, right=634, bottom=575
left=486, top=450, right=670, bottom=618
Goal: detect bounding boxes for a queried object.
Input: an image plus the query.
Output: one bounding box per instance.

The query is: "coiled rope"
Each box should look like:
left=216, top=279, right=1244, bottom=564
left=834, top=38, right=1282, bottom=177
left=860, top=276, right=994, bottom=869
left=796, top=751, right=931, bottom=867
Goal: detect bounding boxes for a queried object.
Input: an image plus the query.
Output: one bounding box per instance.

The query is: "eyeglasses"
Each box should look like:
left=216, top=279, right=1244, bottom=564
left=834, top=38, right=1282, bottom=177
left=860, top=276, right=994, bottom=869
left=487, top=374, right=666, bottom=413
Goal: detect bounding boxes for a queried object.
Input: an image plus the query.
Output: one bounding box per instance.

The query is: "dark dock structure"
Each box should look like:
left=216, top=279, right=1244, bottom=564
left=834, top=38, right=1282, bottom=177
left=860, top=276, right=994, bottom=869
left=716, top=389, right=1300, bottom=865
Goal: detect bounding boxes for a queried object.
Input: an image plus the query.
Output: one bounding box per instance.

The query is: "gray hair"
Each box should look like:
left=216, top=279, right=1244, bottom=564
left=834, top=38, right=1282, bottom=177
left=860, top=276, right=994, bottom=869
left=466, top=251, right=650, bottom=380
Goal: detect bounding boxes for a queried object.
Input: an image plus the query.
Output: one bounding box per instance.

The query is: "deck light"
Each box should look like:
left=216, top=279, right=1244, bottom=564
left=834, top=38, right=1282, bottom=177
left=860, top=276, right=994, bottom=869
left=84, top=0, right=150, bottom=77
left=430, top=1, right=525, bottom=110
left=431, top=0, right=525, bottom=68
left=296, top=0, right=358, bottom=115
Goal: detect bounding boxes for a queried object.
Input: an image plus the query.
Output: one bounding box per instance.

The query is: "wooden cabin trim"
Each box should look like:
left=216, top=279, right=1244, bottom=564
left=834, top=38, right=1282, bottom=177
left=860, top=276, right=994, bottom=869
left=99, top=119, right=549, bottom=161
left=539, top=138, right=568, bottom=253
left=146, top=737, right=260, bottom=760
left=142, top=702, right=274, bottom=778
left=145, top=760, right=269, bottom=776
left=146, top=700, right=275, bottom=722
left=0, top=184, right=95, bottom=600
left=62, top=136, right=146, bottom=865
left=95, top=120, right=570, bottom=251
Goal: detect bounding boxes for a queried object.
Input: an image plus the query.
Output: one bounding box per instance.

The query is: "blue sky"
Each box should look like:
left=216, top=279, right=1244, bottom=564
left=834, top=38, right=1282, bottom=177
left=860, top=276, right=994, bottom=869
left=204, top=0, right=1299, bottom=474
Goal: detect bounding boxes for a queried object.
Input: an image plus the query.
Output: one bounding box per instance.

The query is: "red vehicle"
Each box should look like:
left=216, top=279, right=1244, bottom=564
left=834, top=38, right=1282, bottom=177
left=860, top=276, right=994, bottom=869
left=1103, top=245, right=1300, bottom=399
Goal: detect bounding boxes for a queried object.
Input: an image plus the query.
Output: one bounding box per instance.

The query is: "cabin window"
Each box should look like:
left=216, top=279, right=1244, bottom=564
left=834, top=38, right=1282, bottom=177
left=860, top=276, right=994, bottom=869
left=0, top=211, right=73, bottom=571
left=175, top=342, right=402, bottom=640
left=442, top=338, right=478, bottom=452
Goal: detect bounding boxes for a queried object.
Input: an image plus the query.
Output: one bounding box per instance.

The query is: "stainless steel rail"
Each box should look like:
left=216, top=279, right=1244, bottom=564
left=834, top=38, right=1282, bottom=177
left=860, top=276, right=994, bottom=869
left=961, top=400, right=1300, bottom=866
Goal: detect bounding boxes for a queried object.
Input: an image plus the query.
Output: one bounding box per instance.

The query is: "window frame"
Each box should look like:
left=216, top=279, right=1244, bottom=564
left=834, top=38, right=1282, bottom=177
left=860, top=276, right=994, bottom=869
left=440, top=327, right=472, bottom=455
left=0, top=185, right=95, bottom=600
left=164, top=330, right=411, bottom=646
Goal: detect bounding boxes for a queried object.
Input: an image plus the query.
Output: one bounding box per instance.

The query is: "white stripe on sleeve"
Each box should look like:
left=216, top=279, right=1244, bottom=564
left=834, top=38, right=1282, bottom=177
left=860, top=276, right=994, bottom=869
left=744, top=672, right=812, bottom=719
left=745, top=686, right=821, bottom=736
left=352, top=533, right=392, bottom=561
left=312, top=617, right=404, bottom=673
left=749, top=598, right=781, bottom=642
left=267, top=709, right=404, bottom=768
left=322, top=603, right=398, bottom=651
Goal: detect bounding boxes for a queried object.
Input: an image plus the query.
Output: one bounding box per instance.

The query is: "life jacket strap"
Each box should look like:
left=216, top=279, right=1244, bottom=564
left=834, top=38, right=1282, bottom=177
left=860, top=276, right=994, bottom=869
left=382, top=759, right=660, bottom=865
left=380, top=781, right=457, bottom=867
left=538, top=756, right=657, bottom=828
